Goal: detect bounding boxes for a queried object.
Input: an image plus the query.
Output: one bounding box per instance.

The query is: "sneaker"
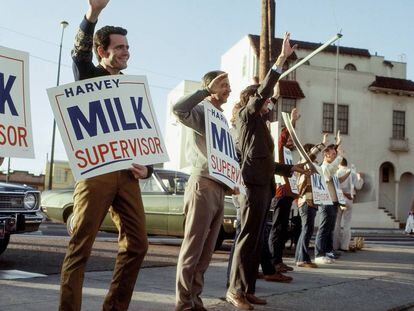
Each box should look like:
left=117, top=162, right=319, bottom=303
left=332, top=250, right=342, bottom=257
left=296, top=261, right=318, bottom=268
left=326, top=252, right=339, bottom=259
left=315, top=256, right=334, bottom=264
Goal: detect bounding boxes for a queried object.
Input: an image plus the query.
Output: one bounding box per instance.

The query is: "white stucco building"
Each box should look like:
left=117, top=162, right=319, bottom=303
left=165, top=34, right=414, bottom=228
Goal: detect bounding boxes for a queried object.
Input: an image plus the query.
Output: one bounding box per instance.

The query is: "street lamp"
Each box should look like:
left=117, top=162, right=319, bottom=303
left=48, top=21, right=68, bottom=190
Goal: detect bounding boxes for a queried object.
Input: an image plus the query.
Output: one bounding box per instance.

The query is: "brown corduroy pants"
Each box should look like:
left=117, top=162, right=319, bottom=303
left=59, top=170, right=148, bottom=311
left=175, top=175, right=225, bottom=311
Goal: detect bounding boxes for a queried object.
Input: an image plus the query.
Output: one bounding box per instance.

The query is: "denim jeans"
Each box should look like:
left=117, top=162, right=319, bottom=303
left=315, top=203, right=338, bottom=257
left=295, top=203, right=317, bottom=263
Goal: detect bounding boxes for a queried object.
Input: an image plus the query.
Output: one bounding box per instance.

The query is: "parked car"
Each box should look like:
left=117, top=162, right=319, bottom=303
left=41, top=169, right=237, bottom=249
left=0, top=182, right=42, bottom=255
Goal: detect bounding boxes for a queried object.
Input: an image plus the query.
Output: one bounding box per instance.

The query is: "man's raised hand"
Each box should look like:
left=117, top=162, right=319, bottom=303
left=207, top=73, right=228, bottom=95
left=86, top=0, right=110, bottom=23
left=89, top=0, right=110, bottom=10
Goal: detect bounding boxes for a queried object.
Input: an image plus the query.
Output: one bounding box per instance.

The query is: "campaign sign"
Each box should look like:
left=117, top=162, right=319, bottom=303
left=204, top=101, right=243, bottom=192
left=270, top=121, right=284, bottom=185
left=311, top=165, right=333, bottom=205
left=283, top=147, right=299, bottom=194
left=47, top=75, right=169, bottom=180
left=332, top=175, right=347, bottom=205
left=0, top=46, right=34, bottom=158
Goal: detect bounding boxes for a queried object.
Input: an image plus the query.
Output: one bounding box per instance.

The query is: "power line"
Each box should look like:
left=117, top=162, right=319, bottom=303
left=0, top=24, right=185, bottom=81
left=29, top=54, right=176, bottom=91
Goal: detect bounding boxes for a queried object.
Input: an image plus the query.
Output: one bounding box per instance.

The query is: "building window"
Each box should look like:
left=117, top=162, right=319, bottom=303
left=392, top=110, right=405, bottom=139
left=322, top=103, right=334, bottom=133
left=281, top=98, right=296, bottom=113
left=337, top=104, right=349, bottom=134
left=344, top=63, right=357, bottom=71
left=268, top=98, right=278, bottom=122
left=54, top=168, right=63, bottom=183
left=282, top=61, right=296, bottom=80
left=253, top=55, right=258, bottom=76
left=242, top=55, right=247, bottom=78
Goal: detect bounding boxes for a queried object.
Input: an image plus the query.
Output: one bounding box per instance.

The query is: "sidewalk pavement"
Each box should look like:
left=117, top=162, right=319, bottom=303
left=0, top=241, right=413, bottom=310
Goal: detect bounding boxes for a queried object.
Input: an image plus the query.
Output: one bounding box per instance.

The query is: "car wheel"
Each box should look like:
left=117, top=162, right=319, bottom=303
left=214, top=227, right=225, bottom=251
left=0, top=234, right=10, bottom=256
left=66, top=213, right=76, bottom=236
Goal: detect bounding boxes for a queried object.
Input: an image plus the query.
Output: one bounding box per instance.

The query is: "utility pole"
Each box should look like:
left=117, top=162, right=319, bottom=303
left=268, top=0, right=275, bottom=64
left=259, top=0, right=270, bottom=81
left=260, top=0, right=276, bottom=81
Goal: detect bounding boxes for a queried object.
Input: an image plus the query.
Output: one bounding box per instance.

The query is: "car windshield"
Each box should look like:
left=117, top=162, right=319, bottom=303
left=156, top=171, right=189, bottom=194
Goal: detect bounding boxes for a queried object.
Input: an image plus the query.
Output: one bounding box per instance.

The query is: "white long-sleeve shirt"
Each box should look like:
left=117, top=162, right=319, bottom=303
left=321, top=155, right=343, bottom=202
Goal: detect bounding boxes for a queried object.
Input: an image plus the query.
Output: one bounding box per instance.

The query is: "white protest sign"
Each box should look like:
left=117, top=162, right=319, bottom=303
left=204, top=101, right=244, bottom=193
left=332, top=175, right=346, bottom=205
left=0, top=46, right=34, bottom=158
left=283, top=146, right=299, bottom=194
left=311, top=165, right=333, bottom=205
left=270, top=121, right=285, bottom=185
left=47, top=75, right=169, bottom=181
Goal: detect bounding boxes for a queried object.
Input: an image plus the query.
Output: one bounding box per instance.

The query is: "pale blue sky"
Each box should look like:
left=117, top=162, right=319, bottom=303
left=0, top=0, right=413, bottom=174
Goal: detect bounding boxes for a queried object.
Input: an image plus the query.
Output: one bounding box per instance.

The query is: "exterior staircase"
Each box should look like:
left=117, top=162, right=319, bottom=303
left=378, top=206, right=402, bottom=228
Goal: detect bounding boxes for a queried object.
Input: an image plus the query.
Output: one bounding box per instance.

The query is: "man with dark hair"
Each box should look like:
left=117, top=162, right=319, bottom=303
left=226, top=33, right=309, bottom=310
left=314, top=142, right=344, bottom=264
left=59, top=1, right=152, bottom=310
left=173, top=70, right=237, bottom=311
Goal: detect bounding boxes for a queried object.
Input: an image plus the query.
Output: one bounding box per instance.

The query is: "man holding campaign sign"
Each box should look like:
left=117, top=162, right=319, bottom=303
left=0, top=46, right=35, bottom=159
left=53, top=1, right=168, bottom=310
left=173, top=71, right=238, bottom=311
left=314, top=139, right=346, bottom=264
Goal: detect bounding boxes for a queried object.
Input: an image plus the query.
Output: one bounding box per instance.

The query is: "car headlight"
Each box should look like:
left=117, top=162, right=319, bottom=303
left=24, top=193, right=37, bottom=210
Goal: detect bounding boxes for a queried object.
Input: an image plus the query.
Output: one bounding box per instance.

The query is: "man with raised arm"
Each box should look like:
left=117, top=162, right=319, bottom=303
left=227, top=33, right=309, bottom=310
left=59, top=1, right=152, bottom=310
left=173, top=71, right=238, bottom=311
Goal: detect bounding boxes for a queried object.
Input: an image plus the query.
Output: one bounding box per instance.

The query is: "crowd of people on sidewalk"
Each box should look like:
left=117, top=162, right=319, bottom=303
left=56, top=1, right=370, bottom=310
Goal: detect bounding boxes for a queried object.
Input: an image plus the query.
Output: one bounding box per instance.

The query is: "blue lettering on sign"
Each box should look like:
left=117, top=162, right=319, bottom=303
left=68, top=100, right=110, bottom=140
left=131, top=97, right=152, bottom=129
left=0, top=73, right=18, bottom=116
left=311, top=174, right=325, bottom=190
left=285, top=157, right=293, bottom=165
left=211, top=123, right=238, bottom=161
left=67, top=96, right=152, bottom=140
left=333, top=176, right=340, bottom=188
left=115, top=97, right=137, bottom=130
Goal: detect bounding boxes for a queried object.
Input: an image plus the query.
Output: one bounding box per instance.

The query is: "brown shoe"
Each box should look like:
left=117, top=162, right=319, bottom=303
left=275, top=263, right=294, bottom=273
left=264, top=272, right=292, bottom=283
left=226, top=291, right=254, bottom=310
left=296, top=262, right=318, bottom=268
left=246, top=293, right=267, bottom=305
